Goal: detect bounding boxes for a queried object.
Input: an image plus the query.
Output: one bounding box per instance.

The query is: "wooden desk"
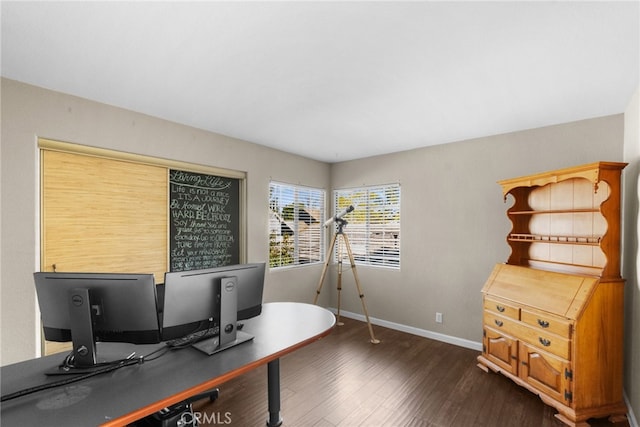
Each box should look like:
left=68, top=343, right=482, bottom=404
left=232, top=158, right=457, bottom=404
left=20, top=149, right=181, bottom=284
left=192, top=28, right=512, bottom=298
left=1, top=302, right=335, bottom=426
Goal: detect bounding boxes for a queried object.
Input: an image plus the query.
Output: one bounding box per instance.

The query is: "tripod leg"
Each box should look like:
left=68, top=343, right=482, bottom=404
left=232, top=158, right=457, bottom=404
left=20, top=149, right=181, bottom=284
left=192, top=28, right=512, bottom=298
left=313, top=233, right=337, bottom=305
left=336, top=234, right=344, bottom=326
left=342, top=234, right=381, bottom=344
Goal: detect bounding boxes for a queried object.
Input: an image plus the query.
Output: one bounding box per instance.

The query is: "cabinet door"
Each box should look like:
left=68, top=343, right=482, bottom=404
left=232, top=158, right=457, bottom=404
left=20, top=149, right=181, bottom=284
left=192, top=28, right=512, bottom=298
left=483, top=327, right=518, bottom=375
left=519, top=341, right=572, bottom=405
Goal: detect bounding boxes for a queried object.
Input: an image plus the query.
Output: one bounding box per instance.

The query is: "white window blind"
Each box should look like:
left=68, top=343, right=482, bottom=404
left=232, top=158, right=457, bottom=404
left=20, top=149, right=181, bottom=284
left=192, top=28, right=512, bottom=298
left=333, top=184, right=400, bottom=268
left=269, top=182, right=325, bottom=268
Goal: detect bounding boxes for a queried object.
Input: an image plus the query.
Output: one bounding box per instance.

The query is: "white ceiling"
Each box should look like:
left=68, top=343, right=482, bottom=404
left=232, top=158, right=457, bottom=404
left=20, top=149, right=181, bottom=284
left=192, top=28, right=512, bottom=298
left=2, top=1, right=638, bottom=163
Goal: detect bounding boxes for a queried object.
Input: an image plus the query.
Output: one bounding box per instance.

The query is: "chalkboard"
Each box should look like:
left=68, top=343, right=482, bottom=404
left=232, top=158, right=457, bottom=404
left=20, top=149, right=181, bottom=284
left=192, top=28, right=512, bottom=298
left=169, top=169, right=241, bottom=271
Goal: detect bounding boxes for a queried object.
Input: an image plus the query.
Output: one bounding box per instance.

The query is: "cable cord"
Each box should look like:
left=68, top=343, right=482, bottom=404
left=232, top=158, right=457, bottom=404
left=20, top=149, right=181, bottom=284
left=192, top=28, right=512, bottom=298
left=0, top=349, right=161, bottom=403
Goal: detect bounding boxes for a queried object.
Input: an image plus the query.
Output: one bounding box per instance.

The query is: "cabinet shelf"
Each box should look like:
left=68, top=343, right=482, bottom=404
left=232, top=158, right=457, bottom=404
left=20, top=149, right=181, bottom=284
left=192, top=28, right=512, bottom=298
left=523, top=259, right=604, bottom=277
left=499, top=161, right=626, bottom=279
left=508, top=209, right=599, bottom=215
left=508, top=234, right=601, bottom=245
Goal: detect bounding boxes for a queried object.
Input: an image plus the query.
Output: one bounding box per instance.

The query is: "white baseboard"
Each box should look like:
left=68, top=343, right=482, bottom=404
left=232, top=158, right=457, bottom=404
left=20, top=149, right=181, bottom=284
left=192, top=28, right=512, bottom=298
left=330, top=307, right=638, bottom=426
left=625, top=393, right=638, bottom=427
left=328, top=307, right=483, bottom=352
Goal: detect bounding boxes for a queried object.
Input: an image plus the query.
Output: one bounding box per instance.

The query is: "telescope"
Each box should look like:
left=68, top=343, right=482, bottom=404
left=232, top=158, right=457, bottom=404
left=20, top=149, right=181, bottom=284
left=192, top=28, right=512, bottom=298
left=324, top=205, right=354, bottom=227
left=314, top=203, right=380, bottom=343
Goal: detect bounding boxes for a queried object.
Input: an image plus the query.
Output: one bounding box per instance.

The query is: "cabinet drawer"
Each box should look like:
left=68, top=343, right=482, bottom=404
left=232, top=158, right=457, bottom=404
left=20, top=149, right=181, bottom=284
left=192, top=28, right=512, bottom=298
left=484, top=311, right=571, bottom=360
left=483, top=311, right=518, bottom=335
left=484, top=297, right=520, bottom=320
left=518, top=323, right=571, bottom=360
left=521, top=308, right=572, bottom=338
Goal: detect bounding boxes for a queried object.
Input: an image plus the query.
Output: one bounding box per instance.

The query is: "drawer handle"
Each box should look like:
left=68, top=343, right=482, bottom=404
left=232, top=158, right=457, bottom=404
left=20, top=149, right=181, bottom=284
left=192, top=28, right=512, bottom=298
left=537, top=319, right=550, bottom=328
left=496, top=305, right=505, bottom=312
left=494, top=319, right=503, bottom=327
left=539, top=337, right=551, bottom=347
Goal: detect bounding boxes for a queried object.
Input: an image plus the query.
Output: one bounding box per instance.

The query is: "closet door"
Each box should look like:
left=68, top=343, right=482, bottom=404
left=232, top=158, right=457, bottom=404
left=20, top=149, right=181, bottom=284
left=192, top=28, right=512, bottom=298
left=41, top=149, right=168, bottom=354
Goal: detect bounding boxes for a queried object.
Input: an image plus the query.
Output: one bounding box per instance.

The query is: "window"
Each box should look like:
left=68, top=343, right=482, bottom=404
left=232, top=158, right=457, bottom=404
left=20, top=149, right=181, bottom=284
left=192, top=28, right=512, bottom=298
left=333, top=184, right=400, bottom=268
left=269, top=182, right=325, bottom=268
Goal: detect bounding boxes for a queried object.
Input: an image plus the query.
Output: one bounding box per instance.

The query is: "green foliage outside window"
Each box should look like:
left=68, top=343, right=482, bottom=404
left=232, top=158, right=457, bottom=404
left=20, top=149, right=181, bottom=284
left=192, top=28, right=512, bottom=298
left=269, top=233, right=294, bottom=268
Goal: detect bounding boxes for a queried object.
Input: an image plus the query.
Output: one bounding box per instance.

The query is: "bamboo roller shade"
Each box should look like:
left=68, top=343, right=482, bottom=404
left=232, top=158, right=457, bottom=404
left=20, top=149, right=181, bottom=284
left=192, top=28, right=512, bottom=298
left=41, top=150, right=168, bottom=282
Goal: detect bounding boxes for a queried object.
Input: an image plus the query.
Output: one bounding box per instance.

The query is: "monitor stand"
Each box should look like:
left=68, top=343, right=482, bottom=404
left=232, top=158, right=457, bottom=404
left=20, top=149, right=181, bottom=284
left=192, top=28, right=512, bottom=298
left=192, top=276, right=254, bottom=356
left=46, top=288, right=100, bottom=375
left=47, top=288, right=139, bottom=376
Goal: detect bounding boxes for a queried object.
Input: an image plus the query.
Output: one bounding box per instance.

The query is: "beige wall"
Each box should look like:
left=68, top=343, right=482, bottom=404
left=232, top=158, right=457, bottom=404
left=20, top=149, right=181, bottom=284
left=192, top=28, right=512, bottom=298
left=1, top=78, right=637, bottom=423
left=623, top=86, right=640, bottom=425
left=330, top=107, right=639, bottom=421
left=0, top=78, right=332, bottom=365
left=330, top=115, right=625, bottom=342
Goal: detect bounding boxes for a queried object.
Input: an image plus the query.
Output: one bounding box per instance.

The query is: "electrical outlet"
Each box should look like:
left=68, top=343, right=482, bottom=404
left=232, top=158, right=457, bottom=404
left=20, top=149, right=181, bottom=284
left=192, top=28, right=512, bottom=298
left=435, top=312, right=443, bottom=323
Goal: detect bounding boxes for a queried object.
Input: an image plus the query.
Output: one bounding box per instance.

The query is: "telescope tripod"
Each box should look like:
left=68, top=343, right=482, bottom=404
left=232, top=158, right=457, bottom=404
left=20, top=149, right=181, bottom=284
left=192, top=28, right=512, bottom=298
left=313, top=219, right=380, bottom=344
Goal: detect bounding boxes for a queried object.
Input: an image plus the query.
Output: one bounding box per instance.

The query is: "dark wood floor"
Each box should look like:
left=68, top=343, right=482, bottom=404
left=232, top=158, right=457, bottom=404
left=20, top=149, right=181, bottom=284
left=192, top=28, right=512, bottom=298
left=192, top=316, right=629, bottom=427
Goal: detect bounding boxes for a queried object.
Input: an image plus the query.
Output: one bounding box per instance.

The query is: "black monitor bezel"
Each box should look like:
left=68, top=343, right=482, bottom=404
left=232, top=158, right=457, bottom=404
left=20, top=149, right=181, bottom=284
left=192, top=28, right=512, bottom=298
left=160, top=262, right=265, bottom=342
left=34, top=272, right=162, bottom=345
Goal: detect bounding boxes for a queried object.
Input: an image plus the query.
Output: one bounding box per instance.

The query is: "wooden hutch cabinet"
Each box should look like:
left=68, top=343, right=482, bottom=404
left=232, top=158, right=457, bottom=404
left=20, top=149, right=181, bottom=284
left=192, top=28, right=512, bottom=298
left=477, top=162, right=628, bottom=427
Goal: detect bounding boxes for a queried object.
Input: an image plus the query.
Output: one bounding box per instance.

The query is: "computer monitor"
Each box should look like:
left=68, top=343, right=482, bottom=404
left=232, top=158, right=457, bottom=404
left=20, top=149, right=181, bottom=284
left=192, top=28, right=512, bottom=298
left=161, top=263, right=265, bottom=354
left=34, top=272, right=161, bottom=373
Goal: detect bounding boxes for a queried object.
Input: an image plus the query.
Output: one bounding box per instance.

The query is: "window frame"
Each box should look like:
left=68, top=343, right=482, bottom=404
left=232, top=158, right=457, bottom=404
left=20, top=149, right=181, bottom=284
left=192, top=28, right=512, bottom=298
left=269, top=181, right=326, bottom=269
